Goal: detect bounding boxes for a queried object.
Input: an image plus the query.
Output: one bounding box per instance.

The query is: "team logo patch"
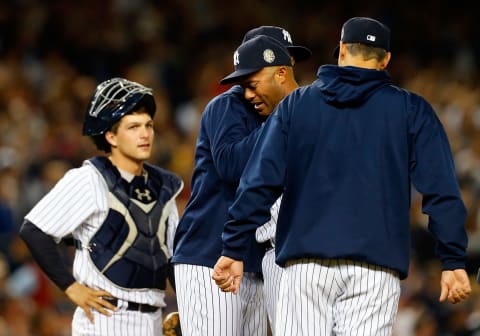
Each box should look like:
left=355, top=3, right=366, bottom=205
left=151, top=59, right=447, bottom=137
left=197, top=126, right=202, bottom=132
left=263, top=49, right=275, bottom=63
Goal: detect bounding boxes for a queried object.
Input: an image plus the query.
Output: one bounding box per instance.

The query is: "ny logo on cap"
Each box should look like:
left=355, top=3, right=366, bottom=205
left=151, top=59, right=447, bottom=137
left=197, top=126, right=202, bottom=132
left=233, top=50, right=240, bottom=66
left=366, top=34, right=376, bottom=42
left=282, top=29, right=292, bottom=43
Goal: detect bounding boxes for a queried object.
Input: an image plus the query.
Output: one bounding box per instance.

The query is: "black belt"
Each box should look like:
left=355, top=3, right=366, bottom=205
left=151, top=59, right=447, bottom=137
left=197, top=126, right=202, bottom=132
left=104, top=297, right=160, bottom=313
left=260, top=240, right=274, bottom=252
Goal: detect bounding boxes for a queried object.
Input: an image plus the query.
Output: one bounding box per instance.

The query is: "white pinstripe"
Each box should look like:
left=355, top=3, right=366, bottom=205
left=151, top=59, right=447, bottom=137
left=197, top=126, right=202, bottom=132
left=72, top=304, right=163, bottom=336
left=25, top=160, right=180, bottom=335
left=255, top=196, right=282, bottom=334
left=276, top=259, right=400, bottom=336
left=261, top=249, right=282, bottom=335
left=255, top=196, right=281, bottom=244
left=174, top=264, right=267, bottom=336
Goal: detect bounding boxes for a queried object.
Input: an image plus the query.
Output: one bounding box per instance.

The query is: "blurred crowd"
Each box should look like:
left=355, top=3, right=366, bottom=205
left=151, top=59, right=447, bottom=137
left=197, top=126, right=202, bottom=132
left=0, top=1, right=480, bottom=335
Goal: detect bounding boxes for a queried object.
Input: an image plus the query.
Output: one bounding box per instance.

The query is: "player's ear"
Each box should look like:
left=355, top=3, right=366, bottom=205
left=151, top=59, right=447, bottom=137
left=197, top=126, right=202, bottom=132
left=338, top=42, right=347, bottom=66
left=105, top=131, right=117, bottom=147
left=275, top=66, right=288, bottom=84
left=378, top=52, right=391, bottom=70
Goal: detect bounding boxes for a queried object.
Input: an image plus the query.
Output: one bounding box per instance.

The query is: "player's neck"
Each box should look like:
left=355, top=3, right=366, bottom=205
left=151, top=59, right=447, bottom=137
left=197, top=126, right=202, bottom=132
left=107, top=155, right=144, bottom=176
left=285, top=80, right=299, bottom=95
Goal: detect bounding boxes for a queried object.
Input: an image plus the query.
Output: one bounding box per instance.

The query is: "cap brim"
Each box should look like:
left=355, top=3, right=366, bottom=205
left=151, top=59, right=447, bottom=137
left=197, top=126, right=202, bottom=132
left=287, top=46, right=312, bottom=62
left=220, top=67, right=261, bottom=85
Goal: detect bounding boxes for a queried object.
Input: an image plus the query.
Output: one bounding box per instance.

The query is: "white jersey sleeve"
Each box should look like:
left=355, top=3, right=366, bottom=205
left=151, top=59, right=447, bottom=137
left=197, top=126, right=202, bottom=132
left=255, top=195, right=282, bottom=243
left=24, top=164, right=102, bottom=240
left=166, top=201, right=179, bottom=257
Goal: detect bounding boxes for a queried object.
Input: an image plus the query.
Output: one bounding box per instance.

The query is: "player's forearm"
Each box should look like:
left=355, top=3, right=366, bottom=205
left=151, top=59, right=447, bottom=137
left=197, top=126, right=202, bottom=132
left=222, top=219, right=260, bottom=261
left=213, top=126, right=264, bottom=183
left=19, top=220, right=76, bottom=291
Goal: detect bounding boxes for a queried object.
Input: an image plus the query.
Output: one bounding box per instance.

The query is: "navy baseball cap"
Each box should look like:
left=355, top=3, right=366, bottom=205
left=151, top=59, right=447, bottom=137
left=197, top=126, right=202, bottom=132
left=242, top=26, right=312, bottom=62
left=220, top=35, right=292, bottom=85
left=333, top=17, right=390, bottom=58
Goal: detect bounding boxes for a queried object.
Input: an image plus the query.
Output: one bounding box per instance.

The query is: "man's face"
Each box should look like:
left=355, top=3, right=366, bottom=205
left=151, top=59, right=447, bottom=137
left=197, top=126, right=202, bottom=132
left=106, top=111, right=154, bottom=165
left=240, top=66, right=286, bottom=117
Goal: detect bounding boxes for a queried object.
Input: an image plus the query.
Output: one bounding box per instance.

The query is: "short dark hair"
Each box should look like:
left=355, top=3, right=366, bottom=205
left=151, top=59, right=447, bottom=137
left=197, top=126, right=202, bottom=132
left=90, top=134, right=111, bottom=153
left=345, top=43, right=387, bottom=62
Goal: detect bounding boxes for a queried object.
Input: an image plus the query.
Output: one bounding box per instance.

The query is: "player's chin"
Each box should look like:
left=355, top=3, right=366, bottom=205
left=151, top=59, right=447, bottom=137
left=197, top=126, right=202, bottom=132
left=135, top=150, right=152, bottom=161
left=257, top=106, right=273, bottom=117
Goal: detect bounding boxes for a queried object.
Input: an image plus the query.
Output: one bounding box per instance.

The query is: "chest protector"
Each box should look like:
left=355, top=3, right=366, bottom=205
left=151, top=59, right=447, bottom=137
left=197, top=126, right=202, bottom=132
left=87, top=156, right=183, bottom=290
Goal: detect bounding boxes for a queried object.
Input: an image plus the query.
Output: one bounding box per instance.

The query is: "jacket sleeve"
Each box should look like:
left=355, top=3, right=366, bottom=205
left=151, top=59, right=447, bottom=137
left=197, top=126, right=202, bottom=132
left=222, top=102, right=289, bottom=261
left=408, top=95, right=468, bottom=270
left=208, top=94, right=264, bottom=183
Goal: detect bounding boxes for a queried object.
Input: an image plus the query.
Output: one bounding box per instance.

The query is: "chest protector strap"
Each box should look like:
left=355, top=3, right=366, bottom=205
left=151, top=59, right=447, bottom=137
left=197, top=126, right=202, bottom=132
left=87, top=156, right=182, bottom=290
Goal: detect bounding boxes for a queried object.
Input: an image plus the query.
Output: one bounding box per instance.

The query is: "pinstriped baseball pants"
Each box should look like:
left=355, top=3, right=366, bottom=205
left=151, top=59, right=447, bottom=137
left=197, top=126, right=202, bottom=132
left=261, top=248, right=283, bottom=335
left=175, top=263, right=267, bottom=336
left=72, top=303, right=164, bottom=336
left=276, top=259, right=400, bottom=336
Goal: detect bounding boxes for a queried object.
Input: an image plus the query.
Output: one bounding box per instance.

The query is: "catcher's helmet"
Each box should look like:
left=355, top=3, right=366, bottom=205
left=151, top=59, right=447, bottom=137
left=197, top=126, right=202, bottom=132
left=82, top=77, right=156, bottom=136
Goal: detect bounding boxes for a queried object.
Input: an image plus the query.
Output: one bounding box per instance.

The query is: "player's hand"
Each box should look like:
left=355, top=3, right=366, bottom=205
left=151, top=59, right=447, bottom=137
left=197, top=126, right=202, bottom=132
left=212, top=256, right=244, bottom=294
left=65, top=281, right=117, bottom=323
left=439, top=269, right=471, bottom=304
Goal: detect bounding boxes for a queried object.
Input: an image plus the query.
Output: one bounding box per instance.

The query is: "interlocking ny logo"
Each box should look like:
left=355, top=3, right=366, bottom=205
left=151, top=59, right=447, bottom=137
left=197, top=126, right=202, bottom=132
left=134, top=188, right=152, bottom=202
left=233, top=50, right=240, bottom=66
left=282, top=29, right=292, bottom=43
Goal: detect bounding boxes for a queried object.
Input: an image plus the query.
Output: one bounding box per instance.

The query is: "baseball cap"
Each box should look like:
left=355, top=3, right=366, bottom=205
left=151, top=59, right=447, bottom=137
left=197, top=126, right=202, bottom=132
left=333, top=17, right=390, bottom=58
left=220, top=35, right=292, bottom=85
left=242, top=26, right=312, bottom=62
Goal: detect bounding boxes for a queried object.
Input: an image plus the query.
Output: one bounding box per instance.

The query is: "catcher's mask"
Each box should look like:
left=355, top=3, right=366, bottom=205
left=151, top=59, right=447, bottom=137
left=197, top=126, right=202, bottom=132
left=82, top=77, right=156, bottom=136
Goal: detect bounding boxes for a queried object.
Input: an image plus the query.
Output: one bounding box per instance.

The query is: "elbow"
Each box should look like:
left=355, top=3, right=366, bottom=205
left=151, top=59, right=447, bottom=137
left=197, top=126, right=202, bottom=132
left=18, top=219, right=38, bottom=244
left=18, top=219, right=29, bottom=239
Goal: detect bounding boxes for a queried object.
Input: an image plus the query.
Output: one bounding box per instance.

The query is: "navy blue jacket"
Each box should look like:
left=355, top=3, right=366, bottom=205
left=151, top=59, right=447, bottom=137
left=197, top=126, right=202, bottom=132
left=222, top=65, right=467, bottom=279
left=172, top=85, right=266, bottom=272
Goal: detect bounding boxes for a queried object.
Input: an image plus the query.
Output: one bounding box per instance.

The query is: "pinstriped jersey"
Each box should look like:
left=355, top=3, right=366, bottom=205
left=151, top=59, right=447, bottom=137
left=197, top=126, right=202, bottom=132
left=25, top=159, right=181, bottom=307
left=255, top=196, right=282, bottom=244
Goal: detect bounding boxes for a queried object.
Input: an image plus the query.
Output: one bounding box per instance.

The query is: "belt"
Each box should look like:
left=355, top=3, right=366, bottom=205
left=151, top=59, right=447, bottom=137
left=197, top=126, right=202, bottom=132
left=104, top=297, right=160, bottom=313
left=260, top=240, right=274, bottom=252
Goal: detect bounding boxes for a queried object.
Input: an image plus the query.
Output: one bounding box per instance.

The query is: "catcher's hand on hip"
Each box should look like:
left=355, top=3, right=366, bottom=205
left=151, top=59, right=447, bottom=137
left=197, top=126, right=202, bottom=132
left=65, top=282, right=117, bottom=323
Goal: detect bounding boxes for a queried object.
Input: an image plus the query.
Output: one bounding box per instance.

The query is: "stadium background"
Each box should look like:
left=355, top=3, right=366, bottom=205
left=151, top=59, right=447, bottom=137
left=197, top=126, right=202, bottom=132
left=0, top=1, right=479, bottom=335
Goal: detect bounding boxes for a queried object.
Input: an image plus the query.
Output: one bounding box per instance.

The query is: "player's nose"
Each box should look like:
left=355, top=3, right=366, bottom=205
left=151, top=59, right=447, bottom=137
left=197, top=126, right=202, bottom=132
left=139, top=125, right=152, bottom=138
left=244, top=88, right=256, bottom=101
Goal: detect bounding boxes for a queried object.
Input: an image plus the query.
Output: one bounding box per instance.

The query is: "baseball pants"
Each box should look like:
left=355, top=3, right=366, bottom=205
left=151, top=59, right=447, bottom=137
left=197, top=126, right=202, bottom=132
left=174, top=263, right=267, bottom=336
left=276, top=259, right=400, bottom=336
left=261, top=248, right=283, bottom=335
left=72, top=300, right=163, bottom=336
